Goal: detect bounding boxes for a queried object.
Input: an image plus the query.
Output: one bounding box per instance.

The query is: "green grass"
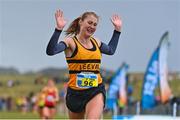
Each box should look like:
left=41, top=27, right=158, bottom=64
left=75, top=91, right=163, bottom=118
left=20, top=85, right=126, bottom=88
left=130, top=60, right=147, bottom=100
left=0, top=74, right=179, bottom=119
left=0, top=74, right=64, bottom=98
left=0, top=111, right=68, bottom=119
left=0, top=74, right=180, bottom=101
left=0, top=111, right=112, bottom=119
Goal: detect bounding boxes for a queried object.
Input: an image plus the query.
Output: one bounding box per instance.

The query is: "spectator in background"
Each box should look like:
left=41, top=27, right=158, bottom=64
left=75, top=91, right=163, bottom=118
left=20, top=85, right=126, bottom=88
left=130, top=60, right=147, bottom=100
left=34, top=76, right=44, bottom=85
left=6, top=96, right=13, bottom=111
left=7, top=80, right=14, bottom=87
left=36, top=89, right=46, bottom=119
left=0, top=97, right=3, bottom=110
left=1, top=97, right=6, bottom=111
left=16, top=96, right=22, bottom=111
left=58, top=83, right=68, bottom=114
left=127, top=85, right=135, bottom=105
left=21, top=96, right=28, bottom=114
left=30, top=93, right=38, bottom=114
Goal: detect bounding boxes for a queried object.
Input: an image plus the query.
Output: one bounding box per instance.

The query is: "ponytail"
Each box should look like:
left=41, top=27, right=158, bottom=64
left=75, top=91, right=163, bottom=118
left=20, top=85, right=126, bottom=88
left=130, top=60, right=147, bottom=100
left=65, top=17, right=81, bottom=36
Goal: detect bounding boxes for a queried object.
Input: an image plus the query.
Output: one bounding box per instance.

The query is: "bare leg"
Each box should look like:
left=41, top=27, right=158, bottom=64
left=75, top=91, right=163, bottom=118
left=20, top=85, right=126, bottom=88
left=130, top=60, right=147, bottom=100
left=49, top=108, right=56, bottom=119
left=38, top=108, right=43, bottom=119
left=85, top=93, right=104, bottom=119
left=68, top=110, right=85, bottom=120
left=43, top=107, right=50, bottom=119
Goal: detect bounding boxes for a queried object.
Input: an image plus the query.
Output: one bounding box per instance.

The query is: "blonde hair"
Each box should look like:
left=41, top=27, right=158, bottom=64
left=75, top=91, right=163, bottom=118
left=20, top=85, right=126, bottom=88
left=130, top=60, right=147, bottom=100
left=65, top=12, right=99, bottom=36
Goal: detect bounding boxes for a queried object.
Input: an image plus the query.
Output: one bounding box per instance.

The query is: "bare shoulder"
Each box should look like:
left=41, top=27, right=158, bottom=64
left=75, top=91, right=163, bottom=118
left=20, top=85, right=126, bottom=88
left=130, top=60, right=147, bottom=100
left=54, top=87, right=59, bottom=92
left=64, top=36, right=73, bottom=42
left=63, top=36, right=76, bottom=51
left=42, top=87, right=48, bottom=92
left=92, top=36, right=101, bottom=47
left=63, top=36, right=75, bottom=48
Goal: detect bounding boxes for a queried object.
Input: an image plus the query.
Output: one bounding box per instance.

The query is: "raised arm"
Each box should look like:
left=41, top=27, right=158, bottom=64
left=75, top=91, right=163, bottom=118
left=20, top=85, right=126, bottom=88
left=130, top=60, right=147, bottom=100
left=100, top=14, right=122, bottom=55
left=46, top=9, right=67, bottom=56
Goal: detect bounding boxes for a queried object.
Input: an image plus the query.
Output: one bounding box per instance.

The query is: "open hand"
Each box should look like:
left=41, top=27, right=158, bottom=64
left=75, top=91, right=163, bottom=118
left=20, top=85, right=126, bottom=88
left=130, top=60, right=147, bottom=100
left=55, top=9, right=67, bottom=30
left=111, top=14, right=122, bottom=32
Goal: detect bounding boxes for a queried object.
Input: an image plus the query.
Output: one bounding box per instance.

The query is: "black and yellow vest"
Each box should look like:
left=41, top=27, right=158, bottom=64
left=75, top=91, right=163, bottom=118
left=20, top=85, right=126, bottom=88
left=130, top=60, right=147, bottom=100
left=66, top=36, right=102, bottom=90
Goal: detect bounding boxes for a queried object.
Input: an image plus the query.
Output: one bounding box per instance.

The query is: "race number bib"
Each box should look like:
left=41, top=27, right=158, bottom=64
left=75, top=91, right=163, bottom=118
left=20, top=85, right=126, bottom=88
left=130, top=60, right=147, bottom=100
left=46, top=95, right=54, bottom=102
left=76, top=72, right=98, bottom=88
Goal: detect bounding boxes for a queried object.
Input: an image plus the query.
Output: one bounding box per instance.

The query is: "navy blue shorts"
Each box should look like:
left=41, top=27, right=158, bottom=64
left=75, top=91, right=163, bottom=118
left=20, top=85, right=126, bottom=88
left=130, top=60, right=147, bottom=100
left=65, top=83, right=106, bottom=113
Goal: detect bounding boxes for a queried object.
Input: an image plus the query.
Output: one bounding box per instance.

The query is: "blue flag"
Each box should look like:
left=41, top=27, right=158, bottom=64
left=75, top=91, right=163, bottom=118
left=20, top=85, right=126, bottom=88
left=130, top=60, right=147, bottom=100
left=141, top=47, right=159, bottom=109
left=106, top=63, right=129, bottom=109
left=141, top=31, right=171, bottom=109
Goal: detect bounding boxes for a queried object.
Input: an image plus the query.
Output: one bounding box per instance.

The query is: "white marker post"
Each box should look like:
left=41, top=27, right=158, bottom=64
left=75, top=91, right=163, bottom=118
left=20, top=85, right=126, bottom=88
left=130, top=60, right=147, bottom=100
left=136, top=101, right=140, bottom=115
left=173, top=102, right=177, bottom=117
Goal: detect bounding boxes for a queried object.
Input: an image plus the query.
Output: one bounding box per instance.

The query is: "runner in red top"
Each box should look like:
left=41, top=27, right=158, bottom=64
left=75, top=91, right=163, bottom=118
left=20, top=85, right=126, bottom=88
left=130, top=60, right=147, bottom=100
left=42, top=79, right=59, bottom=119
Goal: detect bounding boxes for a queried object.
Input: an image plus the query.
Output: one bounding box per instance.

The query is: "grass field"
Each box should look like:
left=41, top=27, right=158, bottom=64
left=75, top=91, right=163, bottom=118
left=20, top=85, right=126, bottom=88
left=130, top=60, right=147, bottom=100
left=0, top=74, right=64, bottom=98
left=0, top=74, right=179, bottom=100
left=0, top=111, right=68, bottom=119
left=0, top=111, right=113, bottom=119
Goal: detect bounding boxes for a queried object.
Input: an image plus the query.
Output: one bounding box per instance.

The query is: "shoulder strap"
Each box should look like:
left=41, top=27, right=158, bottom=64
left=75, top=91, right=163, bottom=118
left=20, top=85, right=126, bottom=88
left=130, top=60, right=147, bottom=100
left=90, top=37, right=100, bottom=48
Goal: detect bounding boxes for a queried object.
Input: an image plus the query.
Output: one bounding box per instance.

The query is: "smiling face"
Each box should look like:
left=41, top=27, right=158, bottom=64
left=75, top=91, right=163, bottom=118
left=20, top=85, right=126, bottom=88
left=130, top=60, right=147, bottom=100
left=79, top=14, right=99, bottom=38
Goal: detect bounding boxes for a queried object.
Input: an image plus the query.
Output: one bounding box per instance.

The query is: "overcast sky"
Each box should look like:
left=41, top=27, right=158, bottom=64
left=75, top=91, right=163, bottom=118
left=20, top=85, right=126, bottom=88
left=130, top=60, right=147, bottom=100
left=0, top=0, right=179, bottom=73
